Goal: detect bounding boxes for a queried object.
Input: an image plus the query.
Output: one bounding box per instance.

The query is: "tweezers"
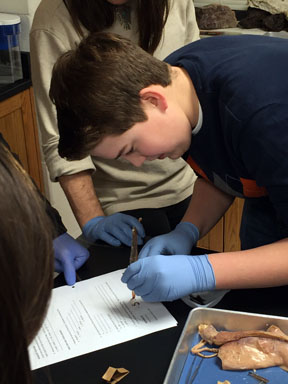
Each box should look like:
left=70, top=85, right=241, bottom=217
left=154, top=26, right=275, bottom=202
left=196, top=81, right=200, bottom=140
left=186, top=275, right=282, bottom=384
left=129, top=227, right=138, bottom=264
left=129, top=226, right=138, bottom=300
left=248, top=371, right=269, bottom=383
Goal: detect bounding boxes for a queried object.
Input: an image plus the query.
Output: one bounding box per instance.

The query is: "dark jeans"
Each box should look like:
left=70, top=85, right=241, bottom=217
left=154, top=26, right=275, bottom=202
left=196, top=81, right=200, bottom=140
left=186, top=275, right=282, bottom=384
left=240, top=197, right=288, bottom=250
left=121, top=195, right=192, bottom=238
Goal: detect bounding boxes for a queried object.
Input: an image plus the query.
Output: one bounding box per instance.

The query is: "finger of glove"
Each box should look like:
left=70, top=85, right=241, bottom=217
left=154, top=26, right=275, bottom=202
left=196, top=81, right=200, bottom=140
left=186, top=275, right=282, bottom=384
left=138, top=240, right=170, bottom=258
left=75, top=245, right=90, bottom=259
left=110, top=222, right=144, bottom=246
left=61, top=257, right=77, bottom=286
left=124, top=260, right=157, bottom=293
left=73, top=250, right=90, bottom=270
left=131, top=275, right=158, bottom=296
left=138, top=243, right=151, bottom=259
left=134, top=267, right=170, bottom=301
left=121, top=261, right=142, bottom=284
left=131, top=260, right=170, bottom=298
left=54, top=259, right=64, bottom=273
left=137, top=256, right=190, bottom=300
left=137, top=235, right=144, bottom=246
left=98, top=231, right=122, bottom=246
left=107, top=224, right=134, bottom=246
left=125, top=273, right=146, bottom=291
left=121, top=216, right=146, bottom=239
left=139, top=276, right=189, bottom=302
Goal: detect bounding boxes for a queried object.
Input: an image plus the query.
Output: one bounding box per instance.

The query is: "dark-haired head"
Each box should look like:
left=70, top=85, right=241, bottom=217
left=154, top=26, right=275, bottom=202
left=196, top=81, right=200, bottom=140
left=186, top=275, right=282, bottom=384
left=0, top=142, right=53, bottom=383
left=49, top=32, right=171, bottom=160
left=64, top=0, right=169, bottom=54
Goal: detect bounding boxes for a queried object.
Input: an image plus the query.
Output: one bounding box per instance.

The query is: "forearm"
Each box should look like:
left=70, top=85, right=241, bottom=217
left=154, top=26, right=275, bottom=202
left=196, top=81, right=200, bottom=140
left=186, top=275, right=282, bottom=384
left=209, top=238, right=288, bottom=289
left=181, top=178, right=234, bottom=237
left=59, top=171, right=104, bottom=228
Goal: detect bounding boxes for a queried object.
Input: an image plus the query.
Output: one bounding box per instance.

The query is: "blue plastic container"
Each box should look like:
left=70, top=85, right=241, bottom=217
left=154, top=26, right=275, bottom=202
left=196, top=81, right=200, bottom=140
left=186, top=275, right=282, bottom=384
left=0, top=13, right=23, bottom=84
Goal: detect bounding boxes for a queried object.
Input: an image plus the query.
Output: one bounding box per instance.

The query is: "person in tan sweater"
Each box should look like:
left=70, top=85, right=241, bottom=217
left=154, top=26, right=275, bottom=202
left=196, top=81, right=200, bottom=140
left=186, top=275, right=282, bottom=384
left=30, top=0, right=199, bottom=250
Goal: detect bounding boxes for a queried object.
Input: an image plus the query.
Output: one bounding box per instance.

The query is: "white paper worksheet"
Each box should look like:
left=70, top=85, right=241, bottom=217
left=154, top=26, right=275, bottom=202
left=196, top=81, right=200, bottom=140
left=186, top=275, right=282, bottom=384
left=28, top=269, right=177, bottom=370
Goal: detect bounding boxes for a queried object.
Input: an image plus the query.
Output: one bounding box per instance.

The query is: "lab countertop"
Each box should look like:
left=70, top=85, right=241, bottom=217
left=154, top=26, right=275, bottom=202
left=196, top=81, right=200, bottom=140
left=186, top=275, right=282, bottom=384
left=0, top=52, right=32, bottom=103
left=32, top=243, right=288, bottom=384
left=0, top=78, right=32, bottom=102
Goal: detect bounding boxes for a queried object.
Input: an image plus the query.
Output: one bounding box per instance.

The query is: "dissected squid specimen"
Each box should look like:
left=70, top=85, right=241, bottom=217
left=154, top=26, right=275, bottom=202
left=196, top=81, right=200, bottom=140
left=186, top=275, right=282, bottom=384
left=191, top=324, right=288, bottom=371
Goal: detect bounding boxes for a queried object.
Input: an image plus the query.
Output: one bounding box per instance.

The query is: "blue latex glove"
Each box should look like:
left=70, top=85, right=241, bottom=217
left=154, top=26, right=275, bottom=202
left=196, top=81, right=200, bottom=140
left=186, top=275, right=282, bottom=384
left=82, top=213, right=145, bottom=247
left=121, top=254, right=215, bottom=302
left=53, top=233, right=90, bottom=285
left=139, top=222, right=199, bottom=259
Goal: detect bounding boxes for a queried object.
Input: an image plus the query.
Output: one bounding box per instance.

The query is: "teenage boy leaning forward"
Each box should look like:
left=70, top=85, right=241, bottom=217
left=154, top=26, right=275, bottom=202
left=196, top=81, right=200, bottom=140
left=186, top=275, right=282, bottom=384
left=50, top=32, right=288, bottom=303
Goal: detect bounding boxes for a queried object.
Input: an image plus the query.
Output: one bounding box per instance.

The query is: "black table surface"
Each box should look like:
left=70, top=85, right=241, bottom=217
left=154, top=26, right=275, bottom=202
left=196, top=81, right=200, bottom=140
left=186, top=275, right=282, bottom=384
left=0, top=52, right=32, bottom=102
left=33, top=244, right=288, bottom=384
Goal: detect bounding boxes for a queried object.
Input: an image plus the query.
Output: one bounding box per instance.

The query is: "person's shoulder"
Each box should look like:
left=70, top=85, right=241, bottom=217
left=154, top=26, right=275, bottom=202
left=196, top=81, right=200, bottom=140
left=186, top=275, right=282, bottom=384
left=169, top=0, right=194, bottom=13
left=31, top=0, right=69, bottom=34
left=30, top=0, right=81, bottom=48
left=165, top=0, right=197, bottom=28
left=199, top=34, right=288, bottom=50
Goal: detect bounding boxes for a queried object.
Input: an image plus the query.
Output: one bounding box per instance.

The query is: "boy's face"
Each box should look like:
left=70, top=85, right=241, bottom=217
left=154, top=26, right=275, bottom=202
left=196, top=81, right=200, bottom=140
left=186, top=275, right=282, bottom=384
left=90, top=98, right=192, bottom=167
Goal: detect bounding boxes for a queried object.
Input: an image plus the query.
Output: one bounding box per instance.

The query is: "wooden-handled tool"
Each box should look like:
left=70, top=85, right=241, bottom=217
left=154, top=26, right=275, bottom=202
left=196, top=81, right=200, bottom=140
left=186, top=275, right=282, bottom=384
left=129, top=218, right=142, bottom=300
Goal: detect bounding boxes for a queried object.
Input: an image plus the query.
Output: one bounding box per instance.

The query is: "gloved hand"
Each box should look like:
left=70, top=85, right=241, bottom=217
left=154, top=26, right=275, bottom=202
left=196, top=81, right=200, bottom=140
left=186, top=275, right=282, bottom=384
left=139, top=222, right=199, bottom=258
left=82, top=213, right=145, bottom=247
left=53, top=233, right=90, bottom=285
left=121, top=254, right=215, bottom=302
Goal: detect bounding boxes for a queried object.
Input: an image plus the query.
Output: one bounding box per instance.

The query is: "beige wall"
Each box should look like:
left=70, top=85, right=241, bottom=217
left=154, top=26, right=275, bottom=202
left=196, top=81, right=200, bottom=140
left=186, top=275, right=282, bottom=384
left=0, top=0, right=41, bottom=51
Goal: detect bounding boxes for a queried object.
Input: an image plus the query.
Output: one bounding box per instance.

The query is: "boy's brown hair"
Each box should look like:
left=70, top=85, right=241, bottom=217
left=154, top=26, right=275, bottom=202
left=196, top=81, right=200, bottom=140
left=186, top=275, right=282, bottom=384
left=49, top=32, right=171, bottom=161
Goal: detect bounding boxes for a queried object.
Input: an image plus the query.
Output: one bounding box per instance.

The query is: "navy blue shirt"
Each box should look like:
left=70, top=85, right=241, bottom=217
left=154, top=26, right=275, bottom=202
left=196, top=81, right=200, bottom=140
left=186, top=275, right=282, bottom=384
left=166, top=35, right=288, bottom=227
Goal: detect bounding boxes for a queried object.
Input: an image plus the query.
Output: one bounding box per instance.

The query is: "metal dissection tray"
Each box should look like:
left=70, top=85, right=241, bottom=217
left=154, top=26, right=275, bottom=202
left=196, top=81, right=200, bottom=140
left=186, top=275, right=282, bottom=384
left=164, top=307, right=288, bottom=384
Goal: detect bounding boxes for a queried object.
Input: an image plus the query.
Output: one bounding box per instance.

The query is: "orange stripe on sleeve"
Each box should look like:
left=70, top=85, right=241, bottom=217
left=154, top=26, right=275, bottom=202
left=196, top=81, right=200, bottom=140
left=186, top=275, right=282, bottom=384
left=186, top=155, right=209, bottom=181
left=240, top=177, right=267, bottom=197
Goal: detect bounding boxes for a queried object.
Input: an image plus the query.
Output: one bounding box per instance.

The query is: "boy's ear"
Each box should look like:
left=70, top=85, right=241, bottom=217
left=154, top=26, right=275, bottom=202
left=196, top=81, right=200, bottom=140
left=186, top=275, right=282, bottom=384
left=139, top=85, right=168, bottom=112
